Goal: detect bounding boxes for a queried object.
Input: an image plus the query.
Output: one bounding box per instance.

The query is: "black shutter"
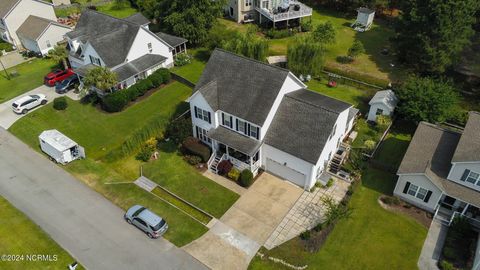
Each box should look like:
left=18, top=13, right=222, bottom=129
left=195, top=126, right=199, bottom=138
left=247, top=123, right=251, bottom=136
left=460, top=169, right=471, bottom=181
left=424, top=191, right=432, bottom=203
left=230, top=116, right=233, bottom=128
left=402, top=181, right=411, bottom=194
left=244, top=122, right=247, bottom=134
left=207, top=112, right=211, bottom=124
left=236, top=119, right=239, bottom=131
left=256, top=127, right=259, bottom=140
left=194, top=106, right=198, bottom=118
left=222, top=113, right=225, bottom=125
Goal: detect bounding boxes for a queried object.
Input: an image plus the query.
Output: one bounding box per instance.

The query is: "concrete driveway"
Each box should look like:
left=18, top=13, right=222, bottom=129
left=184, top=173, right=303, bottom=270
left=0, top=129, right=207, bottom=270
left=0, top=85, right=79, bottom=129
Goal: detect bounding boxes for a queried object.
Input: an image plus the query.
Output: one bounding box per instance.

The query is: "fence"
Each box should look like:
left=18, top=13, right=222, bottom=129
left=170, top=72, right=196, bottom=89
left=321, top=70, right=385, bottom=90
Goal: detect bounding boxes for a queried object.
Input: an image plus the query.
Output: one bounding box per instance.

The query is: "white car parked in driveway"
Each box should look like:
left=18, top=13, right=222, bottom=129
left=12, top=94, right=47, bottom=114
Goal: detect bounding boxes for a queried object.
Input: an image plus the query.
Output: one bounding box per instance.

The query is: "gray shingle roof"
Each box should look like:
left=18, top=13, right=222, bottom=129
left=369, top=89, right=398, bottom=110
left=124, top=13, right=150, bottom=26
left=0, top=0, right=19, bottom=18
left=264, top=89, right=351, bottom=164
left=155, top=32, right=187, bottom=48
left=397, top=122, right=480, bottom=207
left=452, top=112, right=480, bottom=163
left=207, top=126, right=262, bottom=156
left=16, top=15, right=70, bottom=41
left=348, top=107, right=359, bottom=123
left=112, top=54, right=167, bottom=82
left=195, top=49, right=293, bottom=126
left=66, top=10, right=140, bottom=68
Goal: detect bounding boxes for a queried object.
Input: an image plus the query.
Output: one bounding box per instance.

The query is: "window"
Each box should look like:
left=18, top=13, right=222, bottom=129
left=237, top=119, right=246, bottom=134
left=147, top=42, right=152, bottom=53
left=196, top=126, right=211, bottom=144
left=46, top=40, right=51, bottom=48
left=328, top=124, right=337, bottom=141
left=376, top=108, right=384, bottom=115
left=407, top=184, right=428, bottom=200
left=89, top=55, right=101, bottom=66
left=223, top=113, right=232, bottom=128
left=261, top=0, right=269, bottom=9
left=194, top=106, right=211, bottom=124
left=245, top=0, right=252, bottom=6
left=250, top=125, right=259, bottom=139
left=461, top=169, right=480, bottom=186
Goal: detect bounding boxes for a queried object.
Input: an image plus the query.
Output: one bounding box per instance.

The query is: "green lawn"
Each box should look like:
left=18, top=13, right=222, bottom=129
left=0, top=196, right=83, bottom=270
left=249, top=167, right=427, bottom=270
left=9, top=82, right=238, bottom=246
left=55, top=1, right=137, bottom=18
left=0, top=59, right=57, bottom=103
left=172, top=49, right=209, bottom=84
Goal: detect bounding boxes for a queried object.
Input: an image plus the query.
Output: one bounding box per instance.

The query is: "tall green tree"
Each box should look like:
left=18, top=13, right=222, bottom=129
left=48, top=45, right=68, bottom=70
left=312, top=21, right=336, bottom=45
left=396, top=76, right=459, bottom=123
left=83, top=67, right=118, bottom=93
left=287, top=38, right=326, bottom=77
left=136, top=0, right=226, bottom=45
left=221, top=29, right=269, bottom=61
left=394, top=0, right=479, bottom=74
left=348, top=40, right=365, bottom=59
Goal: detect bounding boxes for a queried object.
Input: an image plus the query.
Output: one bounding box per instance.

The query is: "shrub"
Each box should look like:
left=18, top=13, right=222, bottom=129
left=265, top=29, right=292, bottom=39
left=135, top=78, right=154, bottom=96
left=102, top=91, right=128, bottom=112
left=438, top=260, right=454, bottom=270
left=381, top=196, right=401, bottom=206
left=175, top=53, right=192, bottom=66
left=326, top=178, right=334, bottom=188
left=364, top=140, right=376, bottom=151
left=300, top=19, right=312, bottom=32
left=239, top=169, right=254, bottom=187
left=376, top=115, right=392, bottom=127
left=217, top=160, right=233, bottom=175
left=53, top=97, right=68, bottom=110
left=184, top=155, right=202, bottom=165
left=300, top=230, right=311, bottom=240
left=135, top=147, right=152, bottom=162
left=182, top=137, right=211, bottom=162
left=165, top=117, right=192, bottom=144
left=228, top=168, right=241, bottom=181
left=0, top=42, right=14, bottom=52
left=313, top=222, right=324, bottom=232
left=154, top=68, right=171, bottom=84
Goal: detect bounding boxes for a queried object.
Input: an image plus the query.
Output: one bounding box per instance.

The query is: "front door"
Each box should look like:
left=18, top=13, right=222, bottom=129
left=441, top=195, right=456, bottom=210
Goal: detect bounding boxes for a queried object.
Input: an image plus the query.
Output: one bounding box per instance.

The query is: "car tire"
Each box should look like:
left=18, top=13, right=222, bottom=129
left=147, top=233, right=154, bottom=239
left=41, top=100, right=47, bottom=105
left=22, top=109, right=28, bottom=114
left=126, top=218, right=132, bottom=224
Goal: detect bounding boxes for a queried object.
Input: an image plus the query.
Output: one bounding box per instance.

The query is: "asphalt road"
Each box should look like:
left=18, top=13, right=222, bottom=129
left=0, top=128, right=208, bottom=270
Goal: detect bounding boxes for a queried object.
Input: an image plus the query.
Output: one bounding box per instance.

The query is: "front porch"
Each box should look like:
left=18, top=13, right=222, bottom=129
left=434, top=194, right=480, bottom=229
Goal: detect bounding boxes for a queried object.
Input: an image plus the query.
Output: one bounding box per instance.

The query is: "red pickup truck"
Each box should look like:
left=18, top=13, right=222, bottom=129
left=44, top=69, right=75, bottom=87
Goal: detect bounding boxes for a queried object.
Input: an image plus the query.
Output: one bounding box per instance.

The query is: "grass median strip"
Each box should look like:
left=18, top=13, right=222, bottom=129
left=151, top=187, right=213, bottom=225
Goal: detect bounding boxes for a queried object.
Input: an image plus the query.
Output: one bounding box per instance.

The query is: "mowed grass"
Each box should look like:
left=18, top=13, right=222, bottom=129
left=0, top=59, right=57, bottom=103
left=172, top=49, right=209, bottom=84
left=373, top=120, right=415, bottom=170
left=249, top=168, right=427, bottom=270
left=55, top=1, right=137, bottom=18
left=0, top=196, right=83, bottom=270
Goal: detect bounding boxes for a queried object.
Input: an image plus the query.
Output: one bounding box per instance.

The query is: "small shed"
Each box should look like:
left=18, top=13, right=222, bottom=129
left=367, top=90, right=398, bottom=122
left=39, top=130, right=85, bottom=164
left=355, top=7, right=375, bottom=31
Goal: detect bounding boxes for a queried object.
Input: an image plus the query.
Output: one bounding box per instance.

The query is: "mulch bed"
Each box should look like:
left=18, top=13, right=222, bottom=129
left=378, top=195, right=433, bottom=228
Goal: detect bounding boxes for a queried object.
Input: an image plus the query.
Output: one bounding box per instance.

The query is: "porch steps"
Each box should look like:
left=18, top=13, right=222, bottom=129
left=210, top=155, right=222, bottom=173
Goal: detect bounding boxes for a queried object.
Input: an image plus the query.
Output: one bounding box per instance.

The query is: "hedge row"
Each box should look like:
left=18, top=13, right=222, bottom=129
left=102, top=68, right=171, bottom=112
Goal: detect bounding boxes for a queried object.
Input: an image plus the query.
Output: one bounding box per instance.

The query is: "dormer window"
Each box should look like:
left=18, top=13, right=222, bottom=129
left=461, top=169, right=480, bottom=186
left=147, top=42, right=152, bottom=53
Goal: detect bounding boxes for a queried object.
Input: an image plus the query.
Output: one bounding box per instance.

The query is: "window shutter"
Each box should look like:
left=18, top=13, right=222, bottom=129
left=195, top=126, right=199, bottom=138
left=230, top=116, right=233, bottom=128
left=402, top=181, right=410, bottom=194
left=247, top=123, right=251, bottom=136
left=424, top=191, right=432, bottom=203
left=222, top=113, right=225, bottom=125
left=194, top=106, right=198, bottom=118
left=256, top=127, right=259, bottom=140
left=89, top=55, right=94, bottom=64
left=244, top=122, right=247, bottom=134
left=460, top=169, right=471, bottom=182
left=207, top=112, right=211, bottom=124
left=236, top=119, right=239, bottom=131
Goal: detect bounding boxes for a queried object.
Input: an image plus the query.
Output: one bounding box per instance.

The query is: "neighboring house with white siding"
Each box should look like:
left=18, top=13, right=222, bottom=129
left=394, top=112, right=480, bottom=227
left=66, top=10, right=186, bottom=90
left=188, top=49, right=358, bottom=190
left=16, top=15, right=71, bottom=55
left=0, top=0, right=57, bottom=48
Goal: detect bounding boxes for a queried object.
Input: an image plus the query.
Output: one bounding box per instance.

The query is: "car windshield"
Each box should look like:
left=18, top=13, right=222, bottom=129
left=152, top=219, right=166, bottom=231
left=29, top=95, right=39, bottom=99
left=59, top=80, right=70, bottom=86
left=133, top=207, right=145, bottom=217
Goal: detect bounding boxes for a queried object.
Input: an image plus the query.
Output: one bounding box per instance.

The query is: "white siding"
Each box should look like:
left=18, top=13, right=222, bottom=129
left=189, top=92, right=216, bottom=139
left=4, top=0, right=56, bottom=47
left=17, top=35, right=40, bottom=52
left=125, top=27, right=174, bottom=68
left=367, top=102, right=392, bottom=122
left=394, top=174, right=443, bottom=213
left=36, top=24, right=70, bottom=55
left=83, top=43, right=106, bottom=67
left=447, top=162, right=480, bottom=192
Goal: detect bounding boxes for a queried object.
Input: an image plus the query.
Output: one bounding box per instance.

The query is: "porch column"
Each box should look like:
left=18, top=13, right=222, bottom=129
left=184, top=43, right=187, bottom=54
left=250, top=156, right=253, bottom=171
left=226, top=146, right=229, bottom=158
left=462, top=203, right=470, bottom=215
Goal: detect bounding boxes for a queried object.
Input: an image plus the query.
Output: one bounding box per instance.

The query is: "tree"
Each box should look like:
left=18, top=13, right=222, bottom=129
left=287, top=38, right=326, bottom=77
left=48, top=45, right=68, bottom=70
left=312, top=21, right=336, bottom=45
left=83, top=67, right=118, bottom=93
left=221, top=29, right=269, bottom=61
left=347, top=40, right=365, bottom=59
left=136, top=0, right=226, bottom=45
left=394, top=0, right=479, bottom=74
left=396, top=76, right=459, bottom=123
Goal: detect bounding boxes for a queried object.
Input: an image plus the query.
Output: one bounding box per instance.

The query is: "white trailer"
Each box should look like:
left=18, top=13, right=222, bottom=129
left=39, top=130, right=85, bottom=164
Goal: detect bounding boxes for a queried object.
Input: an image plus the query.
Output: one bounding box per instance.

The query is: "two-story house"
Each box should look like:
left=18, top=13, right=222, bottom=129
left=394, top=112, right=480, bottom=226
left=0, top=0, right=57, bottom=49
left=66, top=10, right=186, bottom=90
left=188, top=49, right=357, bottom=190
left=226, top=0, right=312, bottom=28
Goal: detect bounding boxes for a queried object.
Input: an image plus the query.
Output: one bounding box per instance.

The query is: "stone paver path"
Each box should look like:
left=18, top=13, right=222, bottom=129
left=418, top=220, right=447, bottom=270
left=264, top=177, right=350, bottom=249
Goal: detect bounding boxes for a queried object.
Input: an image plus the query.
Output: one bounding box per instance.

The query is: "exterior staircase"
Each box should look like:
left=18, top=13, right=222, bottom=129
left=209, top=154, right=223, bottom=173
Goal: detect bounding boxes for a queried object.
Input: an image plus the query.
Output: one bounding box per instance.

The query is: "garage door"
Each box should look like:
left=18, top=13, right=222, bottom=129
left=266, top=158, right=306, bottom=187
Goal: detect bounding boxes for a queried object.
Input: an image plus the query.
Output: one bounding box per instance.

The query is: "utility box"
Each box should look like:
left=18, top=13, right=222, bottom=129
left=39, top=129, right=85, bottom=164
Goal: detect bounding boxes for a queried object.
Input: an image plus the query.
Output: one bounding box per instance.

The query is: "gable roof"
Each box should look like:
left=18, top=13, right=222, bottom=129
left=0, top=0, right=18, bottom=18
left=264, top=89, right=351, bottom=164
left=16, top=15, right=70, bottom=41
left=452, top=111, right=480, bottom=163
left=154, top=32, right=187, bottom=48
left=369, top=89, right=398, bottom=110
left=207, top=126, right=262, bottom=156
left=112, top=54, right=167, bottom=81
left=124, top=13, right=150, bottom=26
left=195, top=49, right=294, bottom=126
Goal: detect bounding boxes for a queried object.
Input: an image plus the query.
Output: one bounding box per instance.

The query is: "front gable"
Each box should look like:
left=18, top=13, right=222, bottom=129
left=124, top=27, right=173, bottom=67
left=83, top=42, right=106, bottom=67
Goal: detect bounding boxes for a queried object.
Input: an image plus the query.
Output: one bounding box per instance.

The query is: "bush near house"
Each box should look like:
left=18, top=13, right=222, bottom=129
left=441, top=216, right=477, bottom=269
left=53, top=97, right=68, bottom=110
left=0, top=41, right=14, bottom=52
left=102, top=91, right=129, bottom=112
left=227, top=168, right=240, bottom=181
left=239, top=169, right=254, bottom=187
left=165, top=117, right=192, bottom=144
left=217, top=160, right=233, bottom=176
left=184, top=155, right=202, bottom=165
left=182, top=137, right=211, bottom=162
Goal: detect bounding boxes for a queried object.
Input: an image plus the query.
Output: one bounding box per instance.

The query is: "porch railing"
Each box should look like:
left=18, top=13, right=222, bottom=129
left=449, top=211, right=480, bottom=229
left=251, top=159, right=261, bottom=174
left=256, top=1, right=312, bottom=22
left=207, top=152, right=216, bottom=170
left=229, top=156, right=250, bottom=171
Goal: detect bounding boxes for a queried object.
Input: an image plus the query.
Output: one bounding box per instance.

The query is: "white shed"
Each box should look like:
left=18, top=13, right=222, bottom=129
left=355, top=7, right=375, bottom=31
left=39, top=130, right=85, bottom=164
left=367, top=90, right=398, bottom=122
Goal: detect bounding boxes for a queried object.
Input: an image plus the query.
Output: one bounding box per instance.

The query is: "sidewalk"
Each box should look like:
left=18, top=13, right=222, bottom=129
left=418, top=220, right=448, bottom=270
left=0, top=51, right=29, bottom=69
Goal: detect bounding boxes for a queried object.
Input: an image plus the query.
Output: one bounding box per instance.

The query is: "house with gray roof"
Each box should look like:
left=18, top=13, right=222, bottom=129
left=367, top=89, right=398, bottom=122
left=188, top=49, right=357, bottom=189
left=66, top=10, right=186, bottom=90
left=0, top=0, right=57, bottom=48
left=394, top=112, right=480, bottom=227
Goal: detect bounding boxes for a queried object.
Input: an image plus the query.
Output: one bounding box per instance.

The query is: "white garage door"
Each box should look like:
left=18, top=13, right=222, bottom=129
left=266, top=158, right=306, bottom=187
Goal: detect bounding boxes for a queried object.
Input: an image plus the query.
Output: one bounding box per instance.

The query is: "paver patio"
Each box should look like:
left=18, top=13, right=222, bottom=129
left=264, top=177, right=350, bottom=249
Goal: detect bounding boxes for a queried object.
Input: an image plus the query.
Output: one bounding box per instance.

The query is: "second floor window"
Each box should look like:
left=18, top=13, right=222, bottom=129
left=245, top=0, right=252, bottom=6
left=194, top=106, right=211, bottom=124
left=237, top=119, right=246, bottom=134
left=89, top=55, right=101, bottom=66
left=250, top=125, right=259, bottom=139
left=461, top=169, right=480, bottom=186
left=147, top=42, right=152, bottom=53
